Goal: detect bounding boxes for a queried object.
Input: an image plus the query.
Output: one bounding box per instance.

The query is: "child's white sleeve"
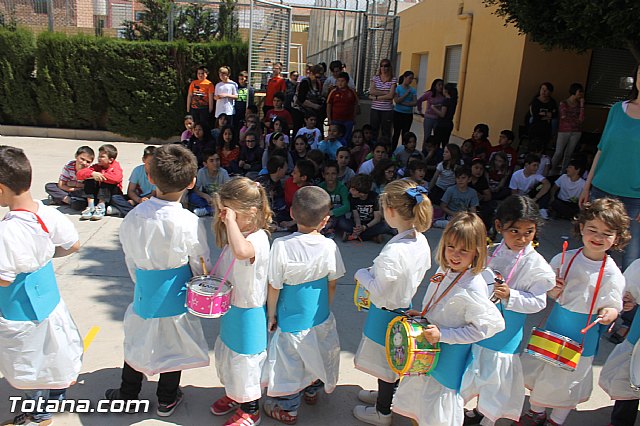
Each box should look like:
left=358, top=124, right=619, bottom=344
left=188, top=220, right=211, bottom=276
left=328, top=243, right=346, bottom=281
left=268, top=239, right=286, bottom=289
left=623, top=258, right=640, bottom=302
left=48, top=209, right=79, bottom=250
left=506, top=257, right=556, bottom=314
left=439, top=292, right=505, bottom=344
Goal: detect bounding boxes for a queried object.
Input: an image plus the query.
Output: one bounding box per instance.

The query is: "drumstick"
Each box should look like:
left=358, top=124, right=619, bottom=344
left=560, top=240, right=568, bottom=269
left=200, top=256, right=208, bottom=275
left=580, top=317, right=602, bottom=334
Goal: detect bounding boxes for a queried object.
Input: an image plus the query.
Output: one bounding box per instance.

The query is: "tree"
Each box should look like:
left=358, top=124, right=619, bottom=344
left=217, top=0, right=240, bottom=42
left=484, top=0, right=640, bottom=62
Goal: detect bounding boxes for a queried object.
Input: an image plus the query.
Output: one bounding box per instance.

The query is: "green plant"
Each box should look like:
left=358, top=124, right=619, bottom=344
left=0, top=28, right=37, bottom=124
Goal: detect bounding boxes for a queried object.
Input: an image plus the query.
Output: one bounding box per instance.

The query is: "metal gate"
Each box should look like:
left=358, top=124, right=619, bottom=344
left=248, top=0, right=292, bottom=91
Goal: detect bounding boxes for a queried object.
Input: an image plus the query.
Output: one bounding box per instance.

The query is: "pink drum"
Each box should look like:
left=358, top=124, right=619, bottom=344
left=186, top=275, right=232, bottom=318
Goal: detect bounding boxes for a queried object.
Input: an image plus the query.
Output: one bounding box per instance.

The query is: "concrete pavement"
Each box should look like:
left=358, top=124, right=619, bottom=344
left=0, top=135, right=630, bottom=425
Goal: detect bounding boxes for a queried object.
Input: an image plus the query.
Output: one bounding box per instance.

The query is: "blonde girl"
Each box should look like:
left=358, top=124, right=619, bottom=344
left=460, top=195, right=556, bottom=426
left=352, top=180, right=433, bottom=425
left=210, top=177, right=272, bottom=426
left=392, top=213, right=505, bottom=426
left=518, top=197, right=629, bottom=426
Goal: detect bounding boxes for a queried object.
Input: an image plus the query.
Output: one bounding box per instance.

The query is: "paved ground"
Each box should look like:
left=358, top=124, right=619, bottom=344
left=0, top=134, right=632, bottom=425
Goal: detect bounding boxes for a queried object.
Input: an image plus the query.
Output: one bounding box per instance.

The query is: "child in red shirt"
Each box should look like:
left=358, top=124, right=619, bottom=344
left=327, top=72, right=358, bottom=142
left=76, top=144, right=123, bottom=221
left=281, top=160, right=315, bottom=230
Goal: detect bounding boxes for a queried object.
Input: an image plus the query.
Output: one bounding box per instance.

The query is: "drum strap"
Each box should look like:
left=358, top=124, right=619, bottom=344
left=421, top=270, right=466, bottom=317
left=488, top=242, right=525, bottom=287
left=11, top=208, right=50, bottom=234
left=210, top=245, right=236, bottom=298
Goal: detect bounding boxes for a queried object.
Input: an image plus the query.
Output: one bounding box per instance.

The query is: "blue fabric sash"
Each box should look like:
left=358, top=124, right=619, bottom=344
left=430, top=342, right=472, bottom=391
left=277, top=277, right=329, bottom=333
left=221, top=305, right=267, bottom=355
left=478, top=309, right=527, bottom=354
left=133, top=264, right=192, bottom=319
left=627, top=308, right=640, bottom=346
left=0, top=262, right=60, bottom=321
left=364, top=303, right=406, bottom=346
left=545, top=304, right=602, bottom=357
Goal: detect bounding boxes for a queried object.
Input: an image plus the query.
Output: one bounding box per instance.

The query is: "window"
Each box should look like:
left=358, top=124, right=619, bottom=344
left=444, top=45, right=462, bottom=84
left=34, top=0, right=47, bottom=14
left=585, top=48, right=636, bottom=107
left=135, top=11, right=145, bottom=21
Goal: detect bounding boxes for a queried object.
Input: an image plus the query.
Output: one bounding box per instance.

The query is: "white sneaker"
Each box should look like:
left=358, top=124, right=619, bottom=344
left=540, top=208, right=550, bottom=220
left=353, top=405, right=392, bottom=426
left=357, top=390, right=378, bottom=405
left=193, top=207, right=209, bottom=217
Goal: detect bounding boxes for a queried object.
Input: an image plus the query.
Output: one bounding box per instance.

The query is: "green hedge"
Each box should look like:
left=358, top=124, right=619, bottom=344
left=0, top=29, right=248, bottom=140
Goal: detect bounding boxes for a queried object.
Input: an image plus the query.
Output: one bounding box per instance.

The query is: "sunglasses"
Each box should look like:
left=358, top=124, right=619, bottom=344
left=380, top=64, right=391, bottom=68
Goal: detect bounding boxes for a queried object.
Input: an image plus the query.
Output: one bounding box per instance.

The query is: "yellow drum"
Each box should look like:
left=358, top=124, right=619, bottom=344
left=385, top=315, right=440, bottom=376
left=354, top=279, right=370, bottom=311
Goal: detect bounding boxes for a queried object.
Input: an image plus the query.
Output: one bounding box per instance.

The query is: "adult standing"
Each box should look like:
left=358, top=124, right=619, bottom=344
left=391, top=71, right=417, bottom=151
left=263, top=62, right=287, bottom=117
left=431, top=83, right=458, bottom=149
left=579, top=65, right=640, bottom=270
left=528, top=82, right=558, bottom=148
left=368, top=59, right=397, bottom=142
left=416, top=78, right=445, bottom=144
left=292, top=64, right=325, bottom=135
left=214, top=66, right=238, bottom=128
left=322, top=60, right=356, bottom=98
left=284, top=70, right=299, bottom=110
left=552, top=83, right=585, bottom=173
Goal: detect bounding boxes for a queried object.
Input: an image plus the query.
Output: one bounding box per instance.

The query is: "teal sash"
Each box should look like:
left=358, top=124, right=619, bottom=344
left=133, top=264, right=192, bottom=319
left=430, top=342, right=472, bottom=391
left=221, top=305, right=268, bottom=355
left=0, top=262, right=60, bottom=321
left=545, top=304, right=602, bottom=357
left=478, top=309, right=527, bottom=354
left=277, top=277, right=329, bottom=333
left=627, top=308, right=640, bottom=345
left=364, top=303, right=407, bottom=346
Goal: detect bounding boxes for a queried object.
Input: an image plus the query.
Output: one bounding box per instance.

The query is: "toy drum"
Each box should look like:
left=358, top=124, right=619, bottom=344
left=354, top=279, right=370, bottom=311
left=524, top=327, right=582, bottom=372
left=186, top=275, right=232, bottom=318
left=385, top=316, right=440, bottom=376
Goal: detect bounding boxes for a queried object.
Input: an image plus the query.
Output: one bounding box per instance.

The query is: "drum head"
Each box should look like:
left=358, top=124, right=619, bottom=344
left=189, top=276, right=230, bottom=295
left=386, top=316, right=411, bottom=374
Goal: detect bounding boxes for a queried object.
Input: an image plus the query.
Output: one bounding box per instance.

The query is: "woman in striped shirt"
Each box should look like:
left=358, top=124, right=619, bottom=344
left=369, top=59, right=397, bottom=142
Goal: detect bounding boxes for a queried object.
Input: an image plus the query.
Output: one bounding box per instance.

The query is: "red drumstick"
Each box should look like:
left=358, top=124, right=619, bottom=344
left=580, top=317, right=602, bottom=334
left=561, top=240, right=569, bottom=268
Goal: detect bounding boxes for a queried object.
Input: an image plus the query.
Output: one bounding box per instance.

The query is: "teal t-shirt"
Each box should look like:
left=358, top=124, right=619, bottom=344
left=129, top=164, right=155, bottom=197
left=319, top=180, right=350, bottom=217
left=592, top=102, right=640, bottom=198
left=394, top=85, right=417, bottom=114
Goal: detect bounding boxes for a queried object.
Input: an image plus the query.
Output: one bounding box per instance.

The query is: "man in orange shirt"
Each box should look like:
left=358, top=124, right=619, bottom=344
left=263, top=62, right=287, bottom=117
left=326, top=72, right=358, bottom=142
left=186, top=66, right=214, bottom=134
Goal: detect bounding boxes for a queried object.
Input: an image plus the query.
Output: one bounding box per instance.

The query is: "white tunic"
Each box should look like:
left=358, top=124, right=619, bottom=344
left=521, top=249, right=624, bottom=409
left=266, top=233, right=345, bottom=396
left=460, top=243, right=555, bottom=422
left=214, top=229, right=270, bottom=402
left=599, top=257, right=640, bottom=400
left=353, top=229, right=431, bottom=382
left=393, top=269, right=505, bottom=426
left=120, top=197, right=210, bottom=376
left=0, top=202, right=83, bottom=389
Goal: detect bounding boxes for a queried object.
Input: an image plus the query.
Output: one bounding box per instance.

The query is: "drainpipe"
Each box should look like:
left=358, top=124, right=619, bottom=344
left=456, top=6, right=473, bottom=132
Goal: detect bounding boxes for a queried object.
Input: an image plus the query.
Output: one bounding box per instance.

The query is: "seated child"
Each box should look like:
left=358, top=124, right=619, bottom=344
left=530, top=138, right=551, bottom=177
left=336, top=146, right=356, bottom=185
left=0, top=146, right=83, bottom=426
left=461, top=139, right=475, bottom=166
left=465, top=123, right=492, bottom=161
left=371, top=158, right=396, bottom=195
left=111, top=146, right=157, bottom=218
left=76, top=144, right=123, bottom=221
left=395, top=132, right=423, bottom=169
left=105, top=144, right=210, bottom=417
left=349, top=129, right=370, bottom=171
left=211, top=113, right=229, bottom=144
left=45, top=145, right=94, bottom=210
left=358, top=143, right=387, bottom=175
left=256, top=155, right=288, bottom=229
left=238, top=131, right=263, bottom=179
left=240, top=113, right=263, bottom=148
left=338, top=174, right=390, bottom=243
left=549, top=157, right=586, bottom=219
left=319, top=160, right=351, bottom=236
left=318, top=123, right=345, bottom=160
left=488, top=151, right=511, bottom=201
left=185, top=122, right=215, bottom=166
left=429, top=143, right=462, bottom=206
left=284, top=159, right=314, bottom=210
left=404, top=158, right=428, bottom=187
left=264, top=186, right=346, bottom=424
left=262, top=132, right=295, bottom=174
left=264, top=92, right=293, bottom=131
left=509, top=153, right=551, bottom=217
left=295, top=112, right=322, bottom=150
left=189, top=150, right=231, bottom=217
left=468, top=158, right=494, bottom=229
left=181, top=115, right=194, bottom=142
left=489, top=129, right=517, bottom=171
left=291, top=135, right=309, bottom=165
left=438, top=166, right=479, bottom=227
left=306, top=149, right=326, bottom=186
left=422, top=136, right=443, bottom=182
left=266, top=118, right=291, bottom=146
left=217, top=126, right=241, bottom=175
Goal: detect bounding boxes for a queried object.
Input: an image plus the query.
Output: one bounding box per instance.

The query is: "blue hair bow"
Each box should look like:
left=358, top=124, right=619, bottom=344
left=405, top=185, right=428, bottom=204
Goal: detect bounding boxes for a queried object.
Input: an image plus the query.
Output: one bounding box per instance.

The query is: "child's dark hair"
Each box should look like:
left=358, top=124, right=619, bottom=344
left=349, top=174, right=373, bottom=194
left=362, top=124, right=372, bottom=133
left=500, top=130, right=515, bottom=142
left=292, top=186, right=332, bottom=228
left=291, top=135, right=308, bottom=152
left=323, top=160, right=339, bottom=174
left=336, top=146, right=350, bottom=158
left=268, top=132, right=285, bottom=154
left=216, top=113, right=228, bottom=127
left=372, top=142, right=388, bottom=153
left=197, top=65, right=208, bottom=73
left=569, top=83, right=584, bottom=96
left=266, top=155, right=286, bottom=174
left=331, top=123, right=346, bottom=137
left=149, top=144, right=197, bottom=194
left=474, top=123, right=489, bottom=138
left=350, top=129, right=363, bottom=145
left=490, top=151, right=508, bottom=172
left=470, top=158, right=485, bottom=168
left=307, top=149, right=326, bottom=168
left=568, top=156, right=587, bottom=174
left=202, top=149, right=218, bottom=163
left=247, top=105, right=258, bottom=115
left=444, top=143, right=461, bottom=169
left=304, top=111, right=317, bottom=120
left=454, top=165, right=471, bottom=178
left=372, top=158, right=395, bottom=185
left=403, top=132, right=417, bottom=146
left=337, top=71, right=350, bottom=82
left=573, top=197, right=631, bottom=251
left=0, top=145, right=31, bottom=194
left=218, top=125, right=236, bottom=149
left=295, top=159, right=315, bottom=181
left=495, top=195, right=543, bottom=230
left=273, top=91, right=285, bottom=101
left=99, top=144, right=118, bottom=160
left=408, top=159, right=427, bottom=173
left=143, top=145, right=156, bottom=159
left=76, top=145, right=95, bottom=158
left=271, top=117, right=289, bottom=135
left=523, top=153, right=541, bottom=165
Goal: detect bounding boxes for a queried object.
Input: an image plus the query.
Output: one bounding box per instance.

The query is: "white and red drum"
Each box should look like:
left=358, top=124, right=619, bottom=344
left=186, top=275, right=232, bottom=318
left=524, top=327, right=582, bottom=372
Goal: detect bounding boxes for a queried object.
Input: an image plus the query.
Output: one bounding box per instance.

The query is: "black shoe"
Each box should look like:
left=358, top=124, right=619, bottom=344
left=463, top=408, right=484, bottom=425
left=157, top=388, right=183, bottom=417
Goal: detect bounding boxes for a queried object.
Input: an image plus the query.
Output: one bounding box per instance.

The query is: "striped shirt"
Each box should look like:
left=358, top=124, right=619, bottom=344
left=59, top=160, right=78, bottom=183
left=371, top=75, right=397, bottom=111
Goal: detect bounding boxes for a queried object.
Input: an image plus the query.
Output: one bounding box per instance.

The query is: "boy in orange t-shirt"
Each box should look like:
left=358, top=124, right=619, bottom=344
left=186, top=66, right=214, bottom=133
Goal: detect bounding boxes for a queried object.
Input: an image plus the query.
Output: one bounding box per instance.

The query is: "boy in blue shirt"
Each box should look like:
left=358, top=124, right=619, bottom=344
left=318, top=124, right=345, bottom=160
left=437, top=166, right=479, bottom=227
left=111, top=146, right=157, bottom=217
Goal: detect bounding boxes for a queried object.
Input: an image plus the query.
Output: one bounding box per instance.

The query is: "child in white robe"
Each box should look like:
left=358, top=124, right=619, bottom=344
left=264, top=186, right=345, bottom=425
left=210, top=177, right=272, bottom=426
left=0, top=146, right=83, bottom=426
left=392, top=212, right=505, bottom=426
left=351, top=181, right=433, bottom=425
left=460, top=195, right=555, bottom=426
left=517, top=198, right=627, bottom=426
left=105, top=144, right=210, bottom=418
